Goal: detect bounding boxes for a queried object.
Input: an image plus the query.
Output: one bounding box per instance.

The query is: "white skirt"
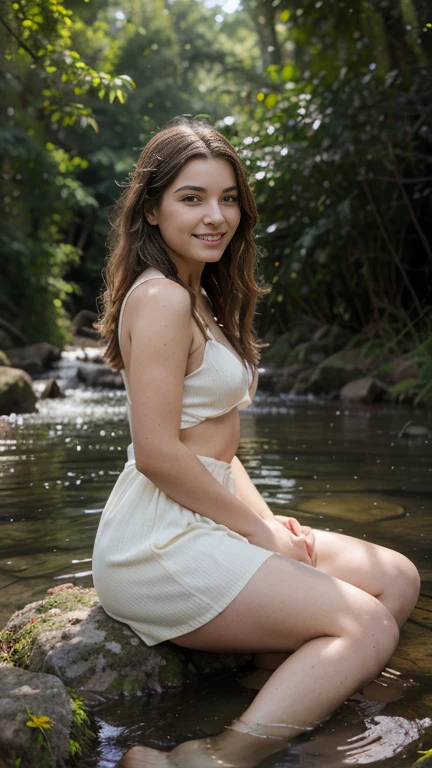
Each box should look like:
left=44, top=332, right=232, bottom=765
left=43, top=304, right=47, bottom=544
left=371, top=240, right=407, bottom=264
left=92, top=452, right=274, bottom=646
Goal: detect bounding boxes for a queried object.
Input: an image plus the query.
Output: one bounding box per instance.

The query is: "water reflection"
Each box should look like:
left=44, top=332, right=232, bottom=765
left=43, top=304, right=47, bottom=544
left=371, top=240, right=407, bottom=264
left=1, top=388, right=431, bottom=767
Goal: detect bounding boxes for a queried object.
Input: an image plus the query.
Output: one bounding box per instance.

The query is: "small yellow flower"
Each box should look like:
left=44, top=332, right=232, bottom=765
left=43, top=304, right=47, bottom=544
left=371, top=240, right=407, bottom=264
left=26, top=710, right=53, bottom=730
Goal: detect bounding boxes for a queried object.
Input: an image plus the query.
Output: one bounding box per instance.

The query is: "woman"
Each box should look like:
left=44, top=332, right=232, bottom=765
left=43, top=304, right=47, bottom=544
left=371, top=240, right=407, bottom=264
left=93, top=119, right=420, bottom=767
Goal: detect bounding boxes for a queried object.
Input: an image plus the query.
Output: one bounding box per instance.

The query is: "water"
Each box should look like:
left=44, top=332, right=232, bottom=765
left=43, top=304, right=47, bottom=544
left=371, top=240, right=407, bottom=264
left=1, top=383, right=431, bottom=767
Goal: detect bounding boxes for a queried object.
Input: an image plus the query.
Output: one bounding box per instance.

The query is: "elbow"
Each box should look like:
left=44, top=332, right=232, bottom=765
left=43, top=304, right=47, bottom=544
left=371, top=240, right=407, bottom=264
left=134, top=442, right=179, bottom=479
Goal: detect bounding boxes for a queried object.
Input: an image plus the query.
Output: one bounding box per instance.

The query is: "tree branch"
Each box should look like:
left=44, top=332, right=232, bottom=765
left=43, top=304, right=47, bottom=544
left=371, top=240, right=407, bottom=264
left=0, top=14, right=39, bottom=62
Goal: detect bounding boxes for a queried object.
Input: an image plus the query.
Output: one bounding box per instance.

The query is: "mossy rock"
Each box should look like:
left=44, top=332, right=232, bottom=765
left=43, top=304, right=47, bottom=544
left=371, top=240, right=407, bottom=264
left=1, top=586, right=251, bottom=697
left=0, top=366, right=37, bottom=415
left=307, top=348, right=370, bottom=394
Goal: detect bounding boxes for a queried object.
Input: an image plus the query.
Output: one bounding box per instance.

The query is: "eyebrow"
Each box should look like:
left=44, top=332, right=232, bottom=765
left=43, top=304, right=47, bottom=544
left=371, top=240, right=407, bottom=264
left=174, top=185, right=238, bottom=194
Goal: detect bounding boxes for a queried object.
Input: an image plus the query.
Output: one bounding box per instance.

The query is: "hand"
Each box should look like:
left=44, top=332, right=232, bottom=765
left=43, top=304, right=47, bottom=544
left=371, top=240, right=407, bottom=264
left=274, top=515, right=317, bottom=567
left=254, top=519, right=314, bottom=566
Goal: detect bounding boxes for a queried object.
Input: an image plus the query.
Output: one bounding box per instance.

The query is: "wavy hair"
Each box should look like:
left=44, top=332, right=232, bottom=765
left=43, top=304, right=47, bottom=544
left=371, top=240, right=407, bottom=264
left=96, top=118, right=268, bottom=370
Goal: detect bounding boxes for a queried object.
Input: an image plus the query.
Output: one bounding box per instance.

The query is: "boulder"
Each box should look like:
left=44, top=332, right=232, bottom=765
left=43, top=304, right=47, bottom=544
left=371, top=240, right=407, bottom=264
left=307, top=348, right=369, bottom=395
left=1, top=586, right=251, bottom=697
left=77, top=362, right=124, bottom=389
left=72, top=309, right=100, bottom=341
left=40, top=378, right=65, bottom=400
left=0, top=367, right=37, bottom=415
left=0, top=666, right=73, bottom=768
left=340, top=376, right=388, bottom=404
left=7, top=343, right=61, bottom=376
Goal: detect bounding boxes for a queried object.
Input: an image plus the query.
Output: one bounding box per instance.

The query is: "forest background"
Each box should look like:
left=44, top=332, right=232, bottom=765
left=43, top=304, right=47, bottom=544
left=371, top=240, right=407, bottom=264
left=1, top=0, right=431, bottom=404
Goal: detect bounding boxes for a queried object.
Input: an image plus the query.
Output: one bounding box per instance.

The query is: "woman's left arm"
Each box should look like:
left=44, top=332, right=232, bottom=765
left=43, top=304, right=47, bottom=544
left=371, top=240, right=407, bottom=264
left=231, top=455, right=275, bottom=522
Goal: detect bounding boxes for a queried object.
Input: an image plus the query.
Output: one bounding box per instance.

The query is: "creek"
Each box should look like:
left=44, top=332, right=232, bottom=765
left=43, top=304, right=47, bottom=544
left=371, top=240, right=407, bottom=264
left=0, top=360, right=431, bottom=767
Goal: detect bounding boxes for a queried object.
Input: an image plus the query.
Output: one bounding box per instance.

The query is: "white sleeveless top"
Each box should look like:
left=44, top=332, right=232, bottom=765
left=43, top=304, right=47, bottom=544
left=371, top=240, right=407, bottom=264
left=118, top=268, right=257, bottom=434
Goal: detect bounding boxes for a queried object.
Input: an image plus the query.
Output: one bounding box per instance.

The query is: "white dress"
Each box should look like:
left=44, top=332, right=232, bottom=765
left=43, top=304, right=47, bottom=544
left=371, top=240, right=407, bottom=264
left=92, top=268, right=274, bottom=646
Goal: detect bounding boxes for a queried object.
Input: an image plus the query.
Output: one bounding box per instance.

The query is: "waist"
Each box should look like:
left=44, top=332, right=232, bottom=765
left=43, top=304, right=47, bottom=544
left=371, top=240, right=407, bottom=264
left=180, top=408, right=241, bottom=463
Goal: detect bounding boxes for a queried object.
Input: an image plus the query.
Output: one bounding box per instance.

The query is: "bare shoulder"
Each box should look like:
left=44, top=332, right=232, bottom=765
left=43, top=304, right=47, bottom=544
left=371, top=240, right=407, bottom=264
left=123, top=277, right=193, bottom=336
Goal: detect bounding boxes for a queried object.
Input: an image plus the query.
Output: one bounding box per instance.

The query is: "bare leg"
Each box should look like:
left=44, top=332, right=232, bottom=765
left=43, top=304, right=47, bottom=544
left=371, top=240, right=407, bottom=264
left=250, top=530, right=420, bottom=677
left=121, top=553, right=400, bottom=767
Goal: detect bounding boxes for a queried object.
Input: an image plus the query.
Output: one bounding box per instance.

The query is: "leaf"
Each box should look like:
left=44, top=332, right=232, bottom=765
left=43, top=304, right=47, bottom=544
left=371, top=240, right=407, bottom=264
left=265, top=93, right=278, bottom=109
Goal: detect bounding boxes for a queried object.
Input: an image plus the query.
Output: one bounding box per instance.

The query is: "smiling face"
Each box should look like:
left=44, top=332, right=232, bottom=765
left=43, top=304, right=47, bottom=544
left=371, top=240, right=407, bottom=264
left=144, top=157, right=241, bottom=282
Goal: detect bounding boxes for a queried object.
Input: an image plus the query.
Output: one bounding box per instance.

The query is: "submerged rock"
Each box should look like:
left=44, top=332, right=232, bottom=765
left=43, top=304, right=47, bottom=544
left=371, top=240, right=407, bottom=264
left=0, top=366, right=37, bottom=415
left=1, top=586, right=251, bottom=697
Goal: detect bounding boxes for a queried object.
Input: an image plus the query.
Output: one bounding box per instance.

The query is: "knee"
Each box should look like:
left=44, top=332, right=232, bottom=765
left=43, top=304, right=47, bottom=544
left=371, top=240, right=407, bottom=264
left=395, top=555, right=421, bottom=609
left=349, top=600, right=400, bottom=677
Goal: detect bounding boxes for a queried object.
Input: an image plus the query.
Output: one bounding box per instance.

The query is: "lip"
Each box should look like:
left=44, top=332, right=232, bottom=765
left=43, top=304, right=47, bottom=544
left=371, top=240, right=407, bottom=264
left=192, top=233, right=226, bottom=247
left=193, top=233, right=226, bottom=237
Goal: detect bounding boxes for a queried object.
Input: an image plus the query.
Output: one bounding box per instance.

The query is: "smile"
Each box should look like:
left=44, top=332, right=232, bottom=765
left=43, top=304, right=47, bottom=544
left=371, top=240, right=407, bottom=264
left=193, top=234, right=225, bottom=242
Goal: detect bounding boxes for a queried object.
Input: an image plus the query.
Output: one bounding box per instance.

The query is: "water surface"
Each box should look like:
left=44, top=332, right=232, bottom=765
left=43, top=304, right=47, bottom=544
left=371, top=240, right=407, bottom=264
left=1, top=385, right=431, bottom=766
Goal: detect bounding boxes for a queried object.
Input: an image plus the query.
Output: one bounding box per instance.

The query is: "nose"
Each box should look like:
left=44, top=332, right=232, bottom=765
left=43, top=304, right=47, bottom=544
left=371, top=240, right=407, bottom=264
left=202, top=200, right=225, bottom=227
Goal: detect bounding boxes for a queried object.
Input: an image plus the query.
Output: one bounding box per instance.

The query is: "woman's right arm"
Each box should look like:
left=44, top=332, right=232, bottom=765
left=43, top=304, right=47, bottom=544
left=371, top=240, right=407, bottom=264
left=125, top=279, right=312, bottom=565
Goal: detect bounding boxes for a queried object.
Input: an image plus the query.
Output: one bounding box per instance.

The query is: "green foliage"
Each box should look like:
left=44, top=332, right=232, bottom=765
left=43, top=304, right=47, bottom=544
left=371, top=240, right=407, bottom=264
left=1, top=0, right=431, bottom=360
left=226, top=0, right=432, bottom=348
left=67, top=690, right=95, bottom=763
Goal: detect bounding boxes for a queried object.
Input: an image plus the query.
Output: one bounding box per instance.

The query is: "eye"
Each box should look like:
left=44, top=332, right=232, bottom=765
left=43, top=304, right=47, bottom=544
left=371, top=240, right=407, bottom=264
left=223, top=195, right=239, bottom=203
left=180, top=194, right=200, bottom=203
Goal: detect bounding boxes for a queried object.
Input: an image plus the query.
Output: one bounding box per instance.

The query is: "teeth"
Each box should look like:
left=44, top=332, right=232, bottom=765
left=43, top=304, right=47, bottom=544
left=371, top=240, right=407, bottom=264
left=195, top=234, right=223, bottom=241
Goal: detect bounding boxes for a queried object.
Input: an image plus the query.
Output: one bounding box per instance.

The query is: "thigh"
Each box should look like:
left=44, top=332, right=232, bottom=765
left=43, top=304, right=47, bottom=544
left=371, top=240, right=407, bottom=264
left=312, top=528, right=416, bottom=598
left=170, top=552, right=395, bottom=653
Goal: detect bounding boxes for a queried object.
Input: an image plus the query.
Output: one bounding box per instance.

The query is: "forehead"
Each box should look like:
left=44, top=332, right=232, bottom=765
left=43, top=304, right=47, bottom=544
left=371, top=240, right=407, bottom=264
left=171, top=157, right=237, bottom=190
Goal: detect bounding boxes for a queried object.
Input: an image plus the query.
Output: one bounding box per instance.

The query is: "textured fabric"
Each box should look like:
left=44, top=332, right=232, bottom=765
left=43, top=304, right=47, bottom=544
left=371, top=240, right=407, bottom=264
left=117, top=267, right=256, bottom=430
left=92, top=454, right=274, bottom=646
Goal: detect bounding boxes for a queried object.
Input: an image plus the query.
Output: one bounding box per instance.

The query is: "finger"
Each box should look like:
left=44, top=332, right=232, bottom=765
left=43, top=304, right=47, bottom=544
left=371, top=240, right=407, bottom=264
left=287, top=517, right=302, bottom=535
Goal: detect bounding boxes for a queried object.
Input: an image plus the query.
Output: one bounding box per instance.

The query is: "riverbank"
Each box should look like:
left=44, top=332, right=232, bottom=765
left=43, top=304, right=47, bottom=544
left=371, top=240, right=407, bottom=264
left=1, top=323, right=431, bottom=417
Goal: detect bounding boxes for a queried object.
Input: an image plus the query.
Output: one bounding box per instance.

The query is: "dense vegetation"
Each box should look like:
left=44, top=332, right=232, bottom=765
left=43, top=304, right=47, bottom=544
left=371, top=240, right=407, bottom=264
left=1, top=0, right=431, bottom=399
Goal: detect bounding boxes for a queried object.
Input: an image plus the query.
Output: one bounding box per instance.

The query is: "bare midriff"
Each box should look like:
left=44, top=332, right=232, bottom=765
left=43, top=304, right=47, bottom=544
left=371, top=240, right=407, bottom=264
left=180, top=408, right=241, bottom=464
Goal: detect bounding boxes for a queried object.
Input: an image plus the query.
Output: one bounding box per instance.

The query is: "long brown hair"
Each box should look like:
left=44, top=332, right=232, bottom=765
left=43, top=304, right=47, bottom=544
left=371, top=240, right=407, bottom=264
left=96, top=118, right=268, bottom=371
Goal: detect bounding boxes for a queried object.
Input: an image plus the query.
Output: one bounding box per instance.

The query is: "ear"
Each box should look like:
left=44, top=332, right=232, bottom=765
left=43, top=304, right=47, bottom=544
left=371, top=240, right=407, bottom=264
left=143, top=201, right=158, bottom=226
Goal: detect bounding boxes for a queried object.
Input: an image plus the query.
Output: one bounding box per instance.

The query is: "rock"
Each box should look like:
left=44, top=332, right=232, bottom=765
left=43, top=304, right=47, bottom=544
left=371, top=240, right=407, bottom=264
left=398, top=423, right=431, bottom=439
left=0, top=367, right=37, bottom=415
left=39, top=378, right=65, bottom=399
left=340, top=376, right=388, bottom=404
left=0, top=350, right=10, bottom=366
left=7, top=343, right=61, bottom=376
left=307, top=348, right=369, bottom=394
left=77, top=362, right=124, bottom=389
left=391, top=356, right=420, bottom=384
left=0, top=666, right=73, bottom=768
left=2, top=587, right=251, bottom=697
left=72, top=309, right=100, bottom=340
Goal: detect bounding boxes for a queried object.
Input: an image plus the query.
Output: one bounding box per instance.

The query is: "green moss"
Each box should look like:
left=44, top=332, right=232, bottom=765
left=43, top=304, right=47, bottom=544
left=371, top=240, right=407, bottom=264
left=41, top=588, right=96, bottom=614
left=0, top=589, right=98, bottom=669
